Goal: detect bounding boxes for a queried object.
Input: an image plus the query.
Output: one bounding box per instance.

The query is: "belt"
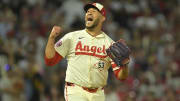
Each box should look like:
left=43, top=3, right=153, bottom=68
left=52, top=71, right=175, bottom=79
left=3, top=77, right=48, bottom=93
left=66, top=82, right=103, bottom=93
left=82, top=87, right=98, bottom=93
left=66, top=82, right=75, bottom=86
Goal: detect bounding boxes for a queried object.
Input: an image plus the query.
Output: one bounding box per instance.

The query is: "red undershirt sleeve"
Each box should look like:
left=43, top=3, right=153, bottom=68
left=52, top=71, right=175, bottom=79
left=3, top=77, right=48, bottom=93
left=44, top=52, right=63, bottom=66
left=111, top=62, right=126, bottom=81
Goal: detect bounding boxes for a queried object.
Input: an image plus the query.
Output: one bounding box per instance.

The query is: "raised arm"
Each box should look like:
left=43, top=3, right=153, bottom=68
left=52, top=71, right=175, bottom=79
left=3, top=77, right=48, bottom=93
left=45, top=26, right=63, bottom=66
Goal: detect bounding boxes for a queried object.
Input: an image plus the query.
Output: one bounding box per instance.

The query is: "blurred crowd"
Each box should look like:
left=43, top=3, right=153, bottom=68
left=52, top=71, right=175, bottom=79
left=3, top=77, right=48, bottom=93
left=0, top=0, right=180, bottom=101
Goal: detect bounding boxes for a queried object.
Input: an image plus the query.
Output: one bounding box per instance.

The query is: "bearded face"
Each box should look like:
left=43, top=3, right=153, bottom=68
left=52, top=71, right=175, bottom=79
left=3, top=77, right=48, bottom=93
left=85, top=8, right=102, bottom=29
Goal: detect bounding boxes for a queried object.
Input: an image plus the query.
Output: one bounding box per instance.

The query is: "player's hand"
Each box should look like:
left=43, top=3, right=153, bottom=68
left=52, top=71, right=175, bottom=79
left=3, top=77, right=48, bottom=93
left=49, top=26, right=62, bottom=39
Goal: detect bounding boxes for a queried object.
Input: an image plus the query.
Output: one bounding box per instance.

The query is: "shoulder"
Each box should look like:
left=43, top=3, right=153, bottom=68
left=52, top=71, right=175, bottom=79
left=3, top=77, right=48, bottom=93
left=64, top=29, right=85, bottom=38
left=102, top=32, right=114, bottom=43
left=68, top=29, right=85, bottom=35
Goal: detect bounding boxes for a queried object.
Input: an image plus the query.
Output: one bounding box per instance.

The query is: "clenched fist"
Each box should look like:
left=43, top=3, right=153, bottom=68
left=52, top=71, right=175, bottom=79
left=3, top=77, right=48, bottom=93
left=49, top=26, right=62, bottom=39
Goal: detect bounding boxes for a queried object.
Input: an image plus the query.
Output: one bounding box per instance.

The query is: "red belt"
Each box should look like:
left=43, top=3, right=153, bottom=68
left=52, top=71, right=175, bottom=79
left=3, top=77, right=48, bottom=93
left=66, top=82, right=103, bottom=93
left=66, top=82, right=75, bottom=86
left=82, top=87, right=98, bottom=93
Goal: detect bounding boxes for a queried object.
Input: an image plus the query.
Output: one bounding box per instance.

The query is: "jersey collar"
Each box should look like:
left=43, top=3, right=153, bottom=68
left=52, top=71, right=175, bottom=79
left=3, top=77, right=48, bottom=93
left=84, top=29, right=105, bottom=38
left=95, top=32, right=105, bottom=38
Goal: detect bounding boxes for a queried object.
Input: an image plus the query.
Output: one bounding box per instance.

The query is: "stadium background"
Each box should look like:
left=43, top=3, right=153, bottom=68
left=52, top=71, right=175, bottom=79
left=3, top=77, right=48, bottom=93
left=0, top=0, right=180, bottom=101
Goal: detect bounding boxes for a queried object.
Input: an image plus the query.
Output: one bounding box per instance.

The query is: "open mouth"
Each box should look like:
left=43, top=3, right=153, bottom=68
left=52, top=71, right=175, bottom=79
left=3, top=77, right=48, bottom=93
left=86, top=17, right=94, bottom=25
left=87, top=18, right=93, bottom=21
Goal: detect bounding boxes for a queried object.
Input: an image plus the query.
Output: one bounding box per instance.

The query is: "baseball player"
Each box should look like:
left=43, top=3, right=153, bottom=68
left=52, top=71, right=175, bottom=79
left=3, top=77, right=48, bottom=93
left=45, top=2, right=130, bottom=101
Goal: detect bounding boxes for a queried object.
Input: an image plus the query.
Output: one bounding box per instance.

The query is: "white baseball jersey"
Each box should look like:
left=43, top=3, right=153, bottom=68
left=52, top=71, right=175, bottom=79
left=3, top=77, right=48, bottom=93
left=55, top=29, right=114, bottom=88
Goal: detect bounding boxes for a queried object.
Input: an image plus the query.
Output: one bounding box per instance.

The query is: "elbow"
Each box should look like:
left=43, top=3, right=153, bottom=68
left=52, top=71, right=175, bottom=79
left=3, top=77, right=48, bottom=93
left=44, top=57, right=56, bottom=66
left=44, top=52, right=63, bottom=66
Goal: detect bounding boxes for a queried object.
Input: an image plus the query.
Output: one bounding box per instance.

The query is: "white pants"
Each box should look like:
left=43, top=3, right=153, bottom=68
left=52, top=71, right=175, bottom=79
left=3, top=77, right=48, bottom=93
left=64, top=83, right=105, bottom=101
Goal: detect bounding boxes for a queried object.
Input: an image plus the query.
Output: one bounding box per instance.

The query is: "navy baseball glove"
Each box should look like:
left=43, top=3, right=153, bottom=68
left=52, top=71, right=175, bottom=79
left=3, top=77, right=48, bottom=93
left=106, top=39, right=131, bottom=66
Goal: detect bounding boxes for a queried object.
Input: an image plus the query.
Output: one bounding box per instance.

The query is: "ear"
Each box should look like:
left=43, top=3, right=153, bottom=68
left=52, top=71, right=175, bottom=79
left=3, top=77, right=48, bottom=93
left=102, top=16, right=106, bottom=22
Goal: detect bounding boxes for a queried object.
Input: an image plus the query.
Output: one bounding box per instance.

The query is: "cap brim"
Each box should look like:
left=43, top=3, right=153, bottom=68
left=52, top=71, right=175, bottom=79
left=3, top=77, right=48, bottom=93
left=84, top=3, right=100, bottom=12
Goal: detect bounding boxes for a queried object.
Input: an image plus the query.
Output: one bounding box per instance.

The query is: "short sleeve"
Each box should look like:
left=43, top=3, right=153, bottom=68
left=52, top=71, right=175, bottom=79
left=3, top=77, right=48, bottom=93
left=54, top=33, right=71, bottom=58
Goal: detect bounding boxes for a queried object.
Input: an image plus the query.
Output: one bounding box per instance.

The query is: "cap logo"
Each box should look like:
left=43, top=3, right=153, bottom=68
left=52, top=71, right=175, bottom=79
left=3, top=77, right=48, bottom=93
left=93, top=3, right=103, bottom=10
left=84, top=3, right=106, bottom=17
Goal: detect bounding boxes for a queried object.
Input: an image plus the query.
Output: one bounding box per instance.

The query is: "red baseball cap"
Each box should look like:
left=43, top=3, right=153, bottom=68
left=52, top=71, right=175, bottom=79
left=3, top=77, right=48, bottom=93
left=84, top=3, right=106, bottom=17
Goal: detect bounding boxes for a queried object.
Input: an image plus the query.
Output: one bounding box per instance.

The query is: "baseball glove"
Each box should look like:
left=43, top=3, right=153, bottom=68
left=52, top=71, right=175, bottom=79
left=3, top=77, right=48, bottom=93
left=106, top=39, right=131, bottom=66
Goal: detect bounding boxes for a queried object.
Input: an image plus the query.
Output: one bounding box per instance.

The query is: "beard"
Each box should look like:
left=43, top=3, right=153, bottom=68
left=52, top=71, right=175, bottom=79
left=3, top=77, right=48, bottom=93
left=86, top=18, right=100, bottom=30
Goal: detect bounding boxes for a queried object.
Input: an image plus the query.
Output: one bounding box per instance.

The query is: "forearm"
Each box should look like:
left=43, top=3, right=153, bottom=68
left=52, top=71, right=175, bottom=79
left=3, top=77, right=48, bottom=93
left=117, top=65, right=129, bottom=80
left=45, top=26, right=63, bottom=66
left=45, top=36, right=56, bottom=59
left=45, top=36, right=63, bottom=66
left=111, top=62, right=129, bottom=80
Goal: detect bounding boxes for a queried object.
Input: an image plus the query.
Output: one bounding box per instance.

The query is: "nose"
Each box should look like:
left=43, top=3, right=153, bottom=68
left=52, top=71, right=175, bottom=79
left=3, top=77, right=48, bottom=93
left=87, top=12, right=92, bottom=15
left=87, top=10, right=93, bottom=15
